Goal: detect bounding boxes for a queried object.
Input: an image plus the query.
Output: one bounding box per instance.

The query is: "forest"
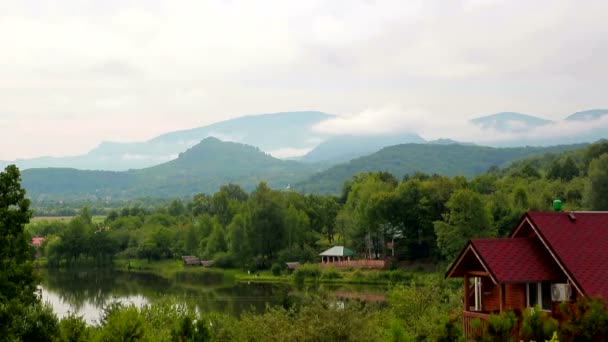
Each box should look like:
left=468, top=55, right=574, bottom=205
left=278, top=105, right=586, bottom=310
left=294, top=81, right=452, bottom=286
left=4, top=140, right=608, bottom=341
left=26, top=141, right=608, bottom=269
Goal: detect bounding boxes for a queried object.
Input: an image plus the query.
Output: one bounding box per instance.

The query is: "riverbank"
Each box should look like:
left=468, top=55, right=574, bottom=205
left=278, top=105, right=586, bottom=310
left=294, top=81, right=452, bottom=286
left=109, top=258, right=441, bottom=286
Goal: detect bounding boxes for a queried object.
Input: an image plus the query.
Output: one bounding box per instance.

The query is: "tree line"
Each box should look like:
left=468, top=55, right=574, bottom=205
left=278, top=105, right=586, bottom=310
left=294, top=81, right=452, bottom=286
left=27, top=141, right=608, bottom=269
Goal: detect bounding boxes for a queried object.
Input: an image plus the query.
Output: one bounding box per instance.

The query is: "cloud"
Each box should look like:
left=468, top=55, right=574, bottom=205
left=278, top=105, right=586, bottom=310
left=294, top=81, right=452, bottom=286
left=268, top=147, right=315, bottom=159
left=313, top=104, right=608, bottom=146
left=313, top=105, right=430, bottom=136
left=0, top=0, right=607, bottom=159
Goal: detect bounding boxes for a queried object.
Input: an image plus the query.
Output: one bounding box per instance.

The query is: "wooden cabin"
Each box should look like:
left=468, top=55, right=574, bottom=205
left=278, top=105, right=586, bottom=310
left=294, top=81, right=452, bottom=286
left=182, top=255, right=201, bottom=266
left=446, top=211, right=608, bottom=339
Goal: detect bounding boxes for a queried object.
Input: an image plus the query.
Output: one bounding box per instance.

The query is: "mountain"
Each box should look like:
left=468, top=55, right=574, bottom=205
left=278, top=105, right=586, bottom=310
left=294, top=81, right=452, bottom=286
left=427, top=138, right=474, bottom=146
left=299, top=133, right=425, bottom=164
left=470, top=112, right=553, bottom=132
left=295, top=143, right=587, bottom=195
left=565, top=109, right=608, bottom=121
left=21, top=138, right=316, bottom=201
left=9, top=111, right=334, bottom=171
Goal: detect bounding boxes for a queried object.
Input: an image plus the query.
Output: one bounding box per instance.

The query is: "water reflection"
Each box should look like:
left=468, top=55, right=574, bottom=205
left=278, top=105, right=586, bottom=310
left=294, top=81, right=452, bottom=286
left=39, top=268, right=387, bottom=324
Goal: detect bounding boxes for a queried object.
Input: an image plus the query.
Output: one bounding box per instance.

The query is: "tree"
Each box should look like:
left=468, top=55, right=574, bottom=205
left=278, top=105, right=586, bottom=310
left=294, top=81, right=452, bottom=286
left=248, top=182, right=285, bottom=259
left=205, top=224, right=227, bottom=258
left=434, top=189, right=494, bottom=260
left=0, top=165, right=36, bottom=306
left=585, top=153, right=608, bottom=210
left=227, top=214, right=251, bottom=264
left=547, top=156, right=579, bottom=181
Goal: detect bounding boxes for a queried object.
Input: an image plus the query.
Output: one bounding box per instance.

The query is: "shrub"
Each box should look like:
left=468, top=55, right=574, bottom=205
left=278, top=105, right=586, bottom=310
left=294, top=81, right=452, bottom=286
left=558, top=296, right=608, bottom=341
left=212, top=252, right=235, bottom=268
left=321, top=266, right=343, bottom=280
left=170, top=315, right=212, bottom=342
left=18, top=302, right=60, bottom=342
left=293, top=264, right=322, bottom=285
left=58, top=312, right=89, bottom=342
left=519, top=305, right=557, bottom=341
left=434, top=315, right=464, bottom=342
left=271, top=263, right=283, bottom=276
left=97, top=305, right=147, bottom=341
left=388, top=270, right=412, bottom=283
left=485, top=310, right=518, bottom=342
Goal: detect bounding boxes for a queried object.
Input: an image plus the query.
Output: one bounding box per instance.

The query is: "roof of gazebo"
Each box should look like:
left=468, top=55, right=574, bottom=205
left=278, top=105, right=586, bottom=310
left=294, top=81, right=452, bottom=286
left=319, top=246, right=355, bottom=257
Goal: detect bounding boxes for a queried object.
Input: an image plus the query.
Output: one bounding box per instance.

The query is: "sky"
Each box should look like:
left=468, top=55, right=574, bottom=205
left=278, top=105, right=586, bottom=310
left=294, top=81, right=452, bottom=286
left=1, top=0, right=607, bottom=160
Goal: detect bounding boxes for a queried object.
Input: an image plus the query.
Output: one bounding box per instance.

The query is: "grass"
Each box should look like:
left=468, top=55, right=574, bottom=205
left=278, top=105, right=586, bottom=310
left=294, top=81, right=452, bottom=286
left=110, top=259, right=428, bottom=286
left=30, top=216, right=73, bottom=223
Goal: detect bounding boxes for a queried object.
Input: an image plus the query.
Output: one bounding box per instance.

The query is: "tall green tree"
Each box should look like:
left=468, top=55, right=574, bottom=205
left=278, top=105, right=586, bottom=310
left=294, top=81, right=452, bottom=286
left=585, top=153, right=608, bottom=210
left=248, top=182, right=286, bottom=258
left=434, top=189, right=494, bottom=260
left=0, top=165, right=36, bottom=306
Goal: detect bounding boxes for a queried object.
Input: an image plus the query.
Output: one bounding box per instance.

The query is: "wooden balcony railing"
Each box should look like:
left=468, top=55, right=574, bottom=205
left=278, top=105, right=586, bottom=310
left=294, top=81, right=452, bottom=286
left=463, top=311, right=490, bottom=340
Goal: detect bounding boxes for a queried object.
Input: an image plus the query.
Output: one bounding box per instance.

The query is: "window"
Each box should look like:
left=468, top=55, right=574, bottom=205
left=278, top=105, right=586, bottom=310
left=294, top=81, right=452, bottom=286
left=527, top=283, right=552, bottom=311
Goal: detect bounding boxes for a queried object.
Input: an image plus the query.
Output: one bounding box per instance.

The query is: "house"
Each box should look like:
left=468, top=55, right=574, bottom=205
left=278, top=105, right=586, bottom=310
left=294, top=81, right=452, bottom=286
left=285, top=262, right=300, bottom=274
left=446, top=210, right=608, bottom=339
left=181, top=255, right=200, bottom=266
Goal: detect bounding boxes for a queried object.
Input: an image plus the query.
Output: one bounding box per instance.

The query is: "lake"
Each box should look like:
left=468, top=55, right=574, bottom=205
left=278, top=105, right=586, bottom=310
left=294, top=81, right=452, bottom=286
left=39, top=268, right=387, bottom=324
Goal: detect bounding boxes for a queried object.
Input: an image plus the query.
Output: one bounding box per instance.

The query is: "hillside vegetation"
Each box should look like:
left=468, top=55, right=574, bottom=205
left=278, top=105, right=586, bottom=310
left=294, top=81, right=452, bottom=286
left=296, top=143, right=588, bottom=194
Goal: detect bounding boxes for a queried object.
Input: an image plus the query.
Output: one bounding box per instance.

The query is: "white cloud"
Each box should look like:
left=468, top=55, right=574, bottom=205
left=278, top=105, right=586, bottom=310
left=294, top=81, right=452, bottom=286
left=268, top=147, right=315, bottom=159
left=0, top=0, right=607, bottom=159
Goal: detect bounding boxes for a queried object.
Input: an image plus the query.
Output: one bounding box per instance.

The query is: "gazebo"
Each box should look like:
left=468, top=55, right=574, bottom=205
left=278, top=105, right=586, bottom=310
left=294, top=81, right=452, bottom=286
left=319, top=246, right=355, bottom=263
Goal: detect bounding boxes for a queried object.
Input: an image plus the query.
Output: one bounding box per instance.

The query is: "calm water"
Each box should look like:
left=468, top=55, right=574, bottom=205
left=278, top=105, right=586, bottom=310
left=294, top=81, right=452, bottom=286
left=39, top=268, right=386, bottom=324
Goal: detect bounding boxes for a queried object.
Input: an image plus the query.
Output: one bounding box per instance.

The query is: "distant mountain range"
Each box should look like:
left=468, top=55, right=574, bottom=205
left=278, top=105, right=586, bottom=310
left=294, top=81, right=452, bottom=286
left=3, top=111, right=334, bottom=171
left=299, top=133, right=425, bottom=164
left=470, top=112, right=553, bottom=132
left=22, top=137, right=315, bottom=201
left=2, top=108, right=608, bottom=174
left=21, top=138, right=588, bottom=200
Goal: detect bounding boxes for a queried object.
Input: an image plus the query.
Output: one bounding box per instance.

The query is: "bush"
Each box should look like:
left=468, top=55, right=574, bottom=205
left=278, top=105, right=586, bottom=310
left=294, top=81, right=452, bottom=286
left=485, top=310, right=518, bottom=342
left=97, top=305, right=147, bottom=341
left=558, top=296, right=608, bottom=341
left=17, top=302, right=60, bottom=342
left=58, top=312, right=89, bottom=342
left=293, top=264, right=322, bottom=285
left=271, top=263, right=283, bottom=276
left=170, top=315, right=212, bottom=342
left=212, top=252, right=235, bottom=268
left=388, top=270, right=412, bottom=283
left=434, top=315, right=464, bottom=342
left=519, top=305, right=557, bottom=341
left=321, top=266, right=343, bottom=280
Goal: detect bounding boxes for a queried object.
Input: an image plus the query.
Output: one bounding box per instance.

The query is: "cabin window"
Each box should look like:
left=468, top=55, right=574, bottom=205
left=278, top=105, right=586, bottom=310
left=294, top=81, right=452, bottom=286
left=527, top=283, right=552, bottom=311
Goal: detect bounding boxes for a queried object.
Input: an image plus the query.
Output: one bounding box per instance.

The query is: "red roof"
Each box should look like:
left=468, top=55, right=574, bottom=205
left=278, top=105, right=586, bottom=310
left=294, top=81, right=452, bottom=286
left=31, top=237, right=45, bottom=246
left=469, top=238, right=564, bottom=283
left=523, top=212, right=608, bottom=300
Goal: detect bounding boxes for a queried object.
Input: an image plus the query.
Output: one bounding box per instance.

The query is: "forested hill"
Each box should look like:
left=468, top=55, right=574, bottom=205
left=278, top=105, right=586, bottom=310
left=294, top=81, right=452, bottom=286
left=295, top=143, right=588, bottom=194
left=21, top=139, right=589, bottom=200
left=21, top=137, right=316, bottom=200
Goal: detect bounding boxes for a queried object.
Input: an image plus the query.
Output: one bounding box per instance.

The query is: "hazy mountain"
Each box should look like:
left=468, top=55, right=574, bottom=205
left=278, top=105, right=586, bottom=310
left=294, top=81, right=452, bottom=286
left=470, top=112, right=553, bottom=132
left=295, top=143, right=587, bottom=195
left=10, top=111, right=333, bottom=171
left=565, top=109, right=608, bottom=121
left=427, top=138, right=474, bottom=145
left=21, top=138, right=316, bottom=201
left=299, top=133, right=425, bottom=164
